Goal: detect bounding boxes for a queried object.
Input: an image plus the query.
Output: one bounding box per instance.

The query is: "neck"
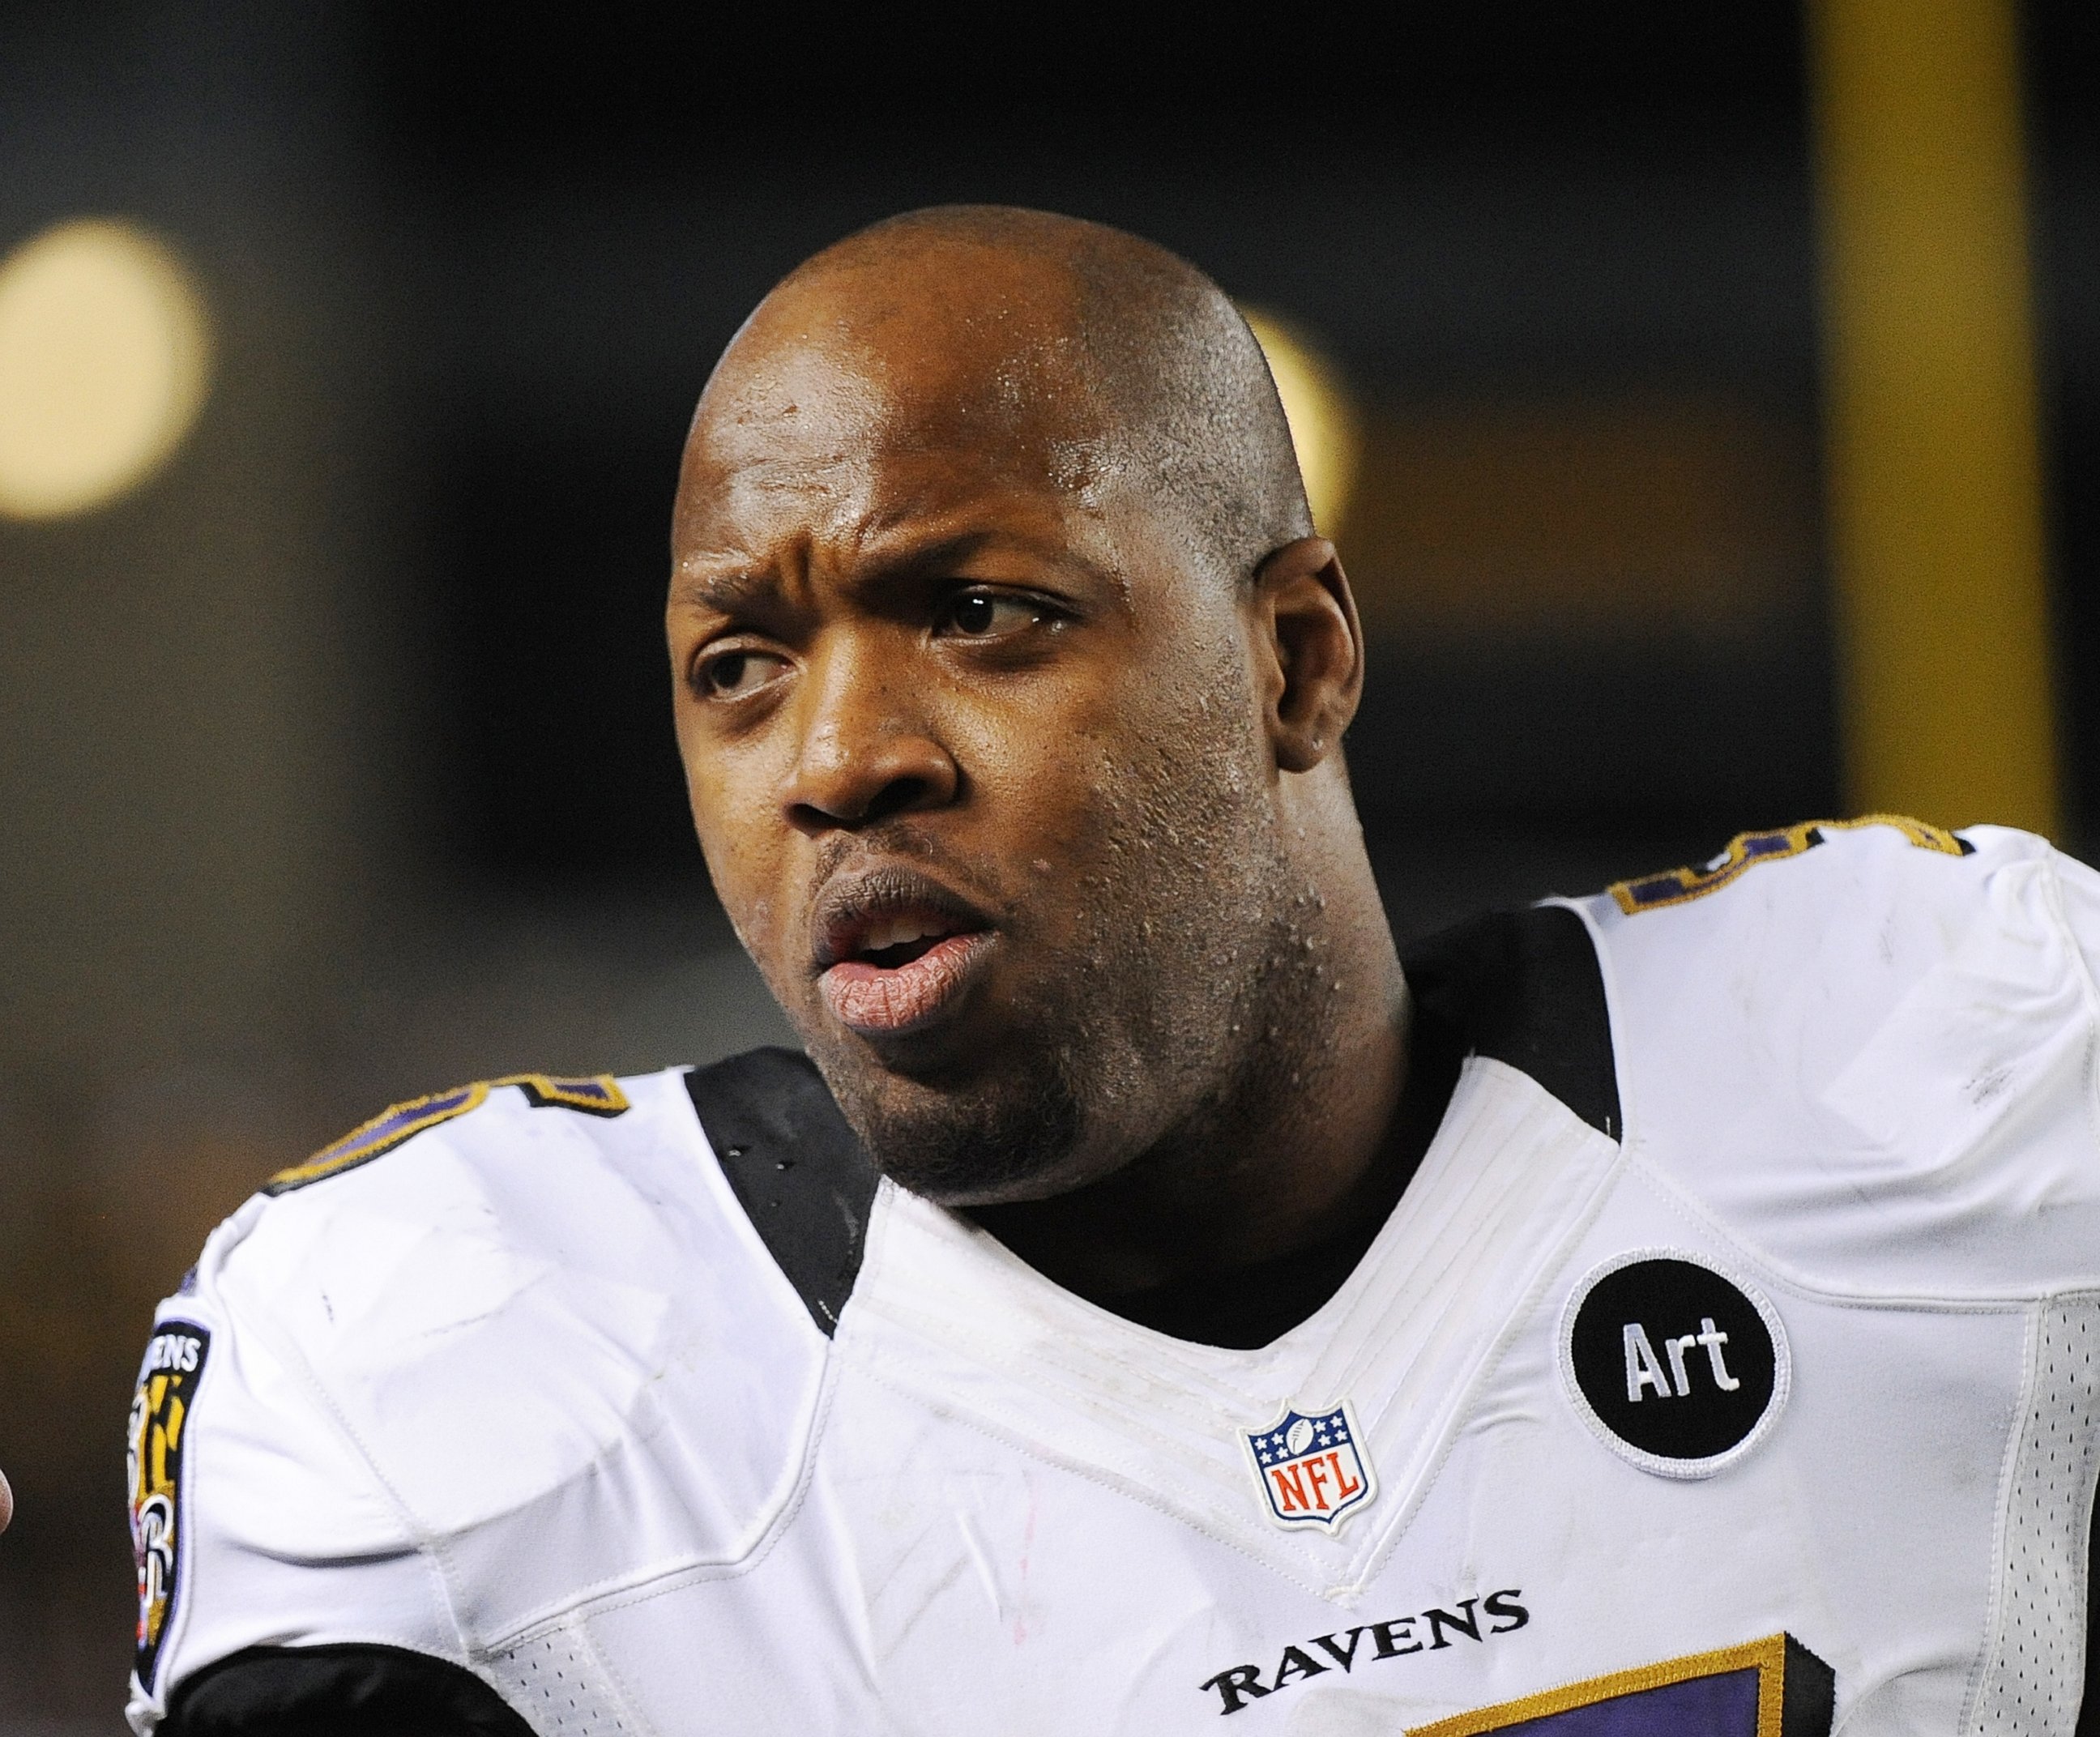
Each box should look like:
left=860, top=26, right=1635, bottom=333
left=966, top=839, right=1411, bottom=1307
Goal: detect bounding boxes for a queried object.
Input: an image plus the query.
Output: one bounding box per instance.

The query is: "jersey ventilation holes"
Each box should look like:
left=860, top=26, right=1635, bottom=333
left=1969, top=1295, right=2100, bottom=1735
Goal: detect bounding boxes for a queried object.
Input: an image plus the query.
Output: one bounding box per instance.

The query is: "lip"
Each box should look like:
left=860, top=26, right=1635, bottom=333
left=822, top=931, right=998, bottom=1035
left=810, top=866, right=999, bottom=1037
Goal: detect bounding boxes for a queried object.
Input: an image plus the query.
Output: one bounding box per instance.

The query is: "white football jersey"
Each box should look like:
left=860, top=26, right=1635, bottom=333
left=127, top=820, right=2100, bottom=1736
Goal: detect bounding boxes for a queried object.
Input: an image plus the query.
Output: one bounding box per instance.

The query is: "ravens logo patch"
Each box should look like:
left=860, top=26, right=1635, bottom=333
left=128, top=1321, right=209, bottom=1692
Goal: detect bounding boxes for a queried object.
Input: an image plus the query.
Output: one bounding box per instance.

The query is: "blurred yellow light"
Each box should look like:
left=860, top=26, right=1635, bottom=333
left=1809, top=0, right=2056, bottom=834
left=1242, top=307, right=1361, bottom=539
left=0, top=219, right=211, bottom=520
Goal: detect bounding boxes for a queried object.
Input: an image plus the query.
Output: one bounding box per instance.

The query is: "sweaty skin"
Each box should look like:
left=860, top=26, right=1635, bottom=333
left=669, top=207, right=1412, bottom=1305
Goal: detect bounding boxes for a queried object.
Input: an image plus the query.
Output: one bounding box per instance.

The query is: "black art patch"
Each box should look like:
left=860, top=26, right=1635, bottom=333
left=129, top=1321, right=210, bottom=1691
left=1560, top=1253, right=1787, bottom=1477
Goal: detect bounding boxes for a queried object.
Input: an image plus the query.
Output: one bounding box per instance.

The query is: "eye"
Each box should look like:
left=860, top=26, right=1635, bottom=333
left=939, top=588, right=1052, bottom=638
left=696, top=647, right=789, bottom=699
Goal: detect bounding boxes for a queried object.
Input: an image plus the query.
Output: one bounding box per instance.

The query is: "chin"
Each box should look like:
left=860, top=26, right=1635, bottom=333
left=808, top=1030, right=1089, bottom=1206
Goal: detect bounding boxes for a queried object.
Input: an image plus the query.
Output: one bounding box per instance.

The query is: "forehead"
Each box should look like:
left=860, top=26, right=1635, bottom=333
left=676, top=255, right=1123, bottom=545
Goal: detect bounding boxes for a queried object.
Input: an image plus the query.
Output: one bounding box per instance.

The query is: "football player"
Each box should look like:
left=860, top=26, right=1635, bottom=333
left=127, top=209, right=2100, bottom=1736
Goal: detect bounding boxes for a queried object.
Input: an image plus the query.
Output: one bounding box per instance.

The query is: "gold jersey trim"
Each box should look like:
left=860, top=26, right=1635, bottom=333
left=262, top=1073, right=631, bottom=1195
left=1409, top=1632, right=1793, bottom=1736
left=1610, top=814, right=1970, bottom=915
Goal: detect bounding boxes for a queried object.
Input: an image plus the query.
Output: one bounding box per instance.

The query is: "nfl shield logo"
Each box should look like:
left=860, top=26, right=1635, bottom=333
left=1243, top=1400, right=1377, bottom=1533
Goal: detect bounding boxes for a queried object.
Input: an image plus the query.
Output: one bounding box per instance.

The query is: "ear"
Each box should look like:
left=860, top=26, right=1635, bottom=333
left=1250, top=536, right=1365, bottom=774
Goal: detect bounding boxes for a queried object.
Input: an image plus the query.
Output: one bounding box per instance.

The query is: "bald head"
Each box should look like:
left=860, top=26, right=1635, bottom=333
left=693, top=205, right=1312, bottom=587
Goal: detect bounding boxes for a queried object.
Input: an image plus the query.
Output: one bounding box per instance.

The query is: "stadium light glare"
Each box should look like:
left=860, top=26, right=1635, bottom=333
left=1241, top=307, right=1359, bottom=540
left=0, top=218, right=212, bottom=521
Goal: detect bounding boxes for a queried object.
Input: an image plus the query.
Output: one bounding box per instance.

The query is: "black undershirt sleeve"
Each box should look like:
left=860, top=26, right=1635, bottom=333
left=163, top=1644, right=536, bottom=1737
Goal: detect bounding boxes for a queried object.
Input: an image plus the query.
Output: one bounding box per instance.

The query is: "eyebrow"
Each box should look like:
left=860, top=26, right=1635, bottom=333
left=848, top=527, right=1126, bottom=601
left=671, top=527, right=1079, bottom=619
left=668, top=566, right=780, bottom=617
left=850, top=530, right=998, bottom=591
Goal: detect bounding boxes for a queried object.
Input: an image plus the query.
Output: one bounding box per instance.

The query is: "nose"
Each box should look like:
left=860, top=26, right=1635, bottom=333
left=779, top=634, right=959, bottom=834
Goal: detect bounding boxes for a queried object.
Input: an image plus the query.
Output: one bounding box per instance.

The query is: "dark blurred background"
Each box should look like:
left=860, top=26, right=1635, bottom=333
left=0, top=2, right=2093, bottom=1726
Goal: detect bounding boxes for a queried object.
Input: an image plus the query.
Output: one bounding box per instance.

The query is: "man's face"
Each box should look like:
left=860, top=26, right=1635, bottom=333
left=669, top=266, right=1291, bottom=1204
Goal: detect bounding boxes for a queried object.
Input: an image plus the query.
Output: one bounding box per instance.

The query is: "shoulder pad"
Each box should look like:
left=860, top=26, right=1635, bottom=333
left=1586, top=817, right=2100, bottom=1295
left=182, top=1060, right=833, bottom=1642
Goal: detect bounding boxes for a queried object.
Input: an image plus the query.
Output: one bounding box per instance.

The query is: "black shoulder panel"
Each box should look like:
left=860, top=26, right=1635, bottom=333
left=165, top=1643, right=533, bottom=1737
left=1400, top=903, right=1620, bottom=1141
left=685, top=1046, right=880, bottom=1338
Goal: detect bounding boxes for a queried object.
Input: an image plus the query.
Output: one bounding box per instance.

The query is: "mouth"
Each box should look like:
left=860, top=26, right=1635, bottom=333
left=812, top=870, right=998, bottom=1037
